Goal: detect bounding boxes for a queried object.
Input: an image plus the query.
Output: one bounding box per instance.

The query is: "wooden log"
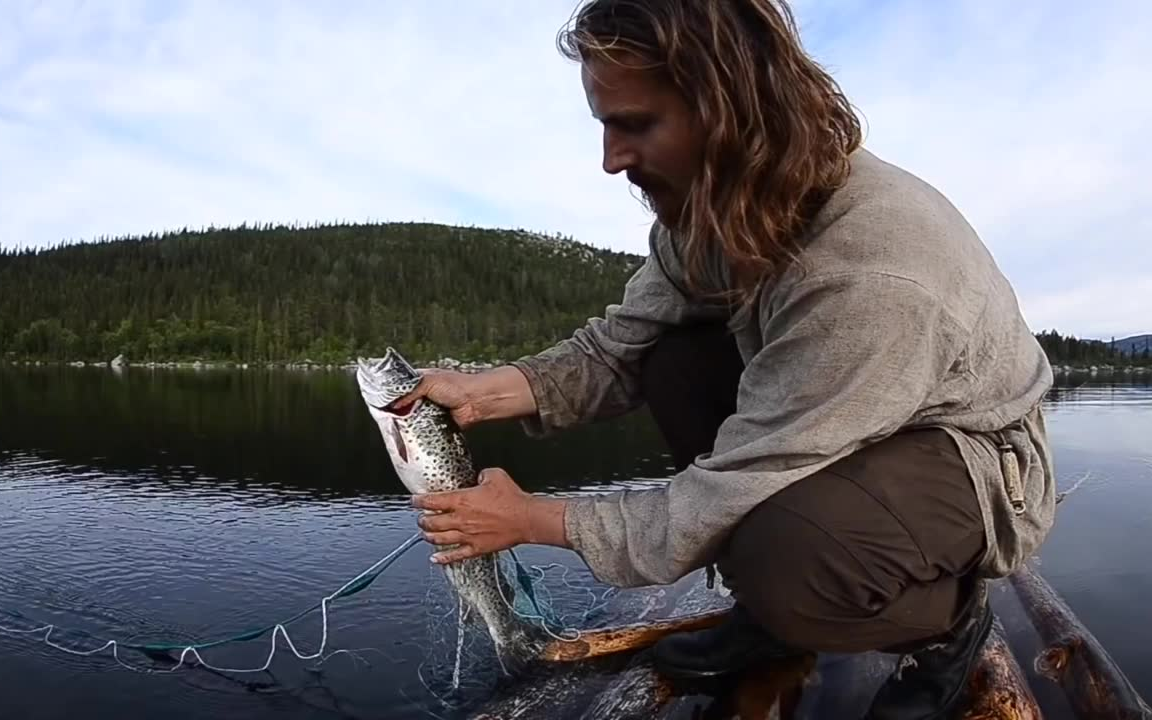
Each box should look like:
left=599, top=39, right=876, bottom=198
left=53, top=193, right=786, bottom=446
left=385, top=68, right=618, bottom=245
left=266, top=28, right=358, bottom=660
left=575, top=654, right=678, bottom=720
left=576, top=576, right=735, bottom=719
left=958, top=616, right=1043, bottom=720
left=537, top=607, right=731, bottom=663
left=1009, top=562, right=1152, bottom=719
left=468, top=658, right=624, bottom=720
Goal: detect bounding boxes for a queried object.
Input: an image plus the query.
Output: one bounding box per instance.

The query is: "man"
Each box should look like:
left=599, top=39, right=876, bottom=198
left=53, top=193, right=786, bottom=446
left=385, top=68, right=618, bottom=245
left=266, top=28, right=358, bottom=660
left=399, top=1, right=1057, bottom=718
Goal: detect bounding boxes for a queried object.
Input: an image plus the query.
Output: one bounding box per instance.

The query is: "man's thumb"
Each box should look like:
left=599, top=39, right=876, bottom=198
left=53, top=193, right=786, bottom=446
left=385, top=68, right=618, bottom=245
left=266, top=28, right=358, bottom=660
left=477, top=467, right=505, bottom=485
left=394, top=374, right=433, bottom=408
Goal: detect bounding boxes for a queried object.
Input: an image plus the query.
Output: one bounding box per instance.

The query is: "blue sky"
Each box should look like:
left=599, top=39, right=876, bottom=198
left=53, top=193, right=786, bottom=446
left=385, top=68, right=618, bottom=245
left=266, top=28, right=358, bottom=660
left=1, top=0, right=1148, bottom=340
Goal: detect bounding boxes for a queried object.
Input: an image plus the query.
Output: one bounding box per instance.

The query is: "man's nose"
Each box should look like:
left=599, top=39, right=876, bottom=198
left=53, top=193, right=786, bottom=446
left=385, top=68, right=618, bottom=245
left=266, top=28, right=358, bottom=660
left=602, top=133, right=638, bottom=175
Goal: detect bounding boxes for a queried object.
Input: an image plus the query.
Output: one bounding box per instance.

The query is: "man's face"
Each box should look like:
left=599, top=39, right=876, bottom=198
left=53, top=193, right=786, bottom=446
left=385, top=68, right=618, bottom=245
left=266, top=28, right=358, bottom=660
left=581, top=51, right=703, bottom=228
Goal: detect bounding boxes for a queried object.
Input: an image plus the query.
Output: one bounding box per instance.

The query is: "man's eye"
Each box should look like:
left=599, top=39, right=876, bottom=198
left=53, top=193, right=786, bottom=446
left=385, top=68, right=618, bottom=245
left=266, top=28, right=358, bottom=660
left=608, top=116, right=654, bottom=134
left=623, top=117, right=654, bottom=133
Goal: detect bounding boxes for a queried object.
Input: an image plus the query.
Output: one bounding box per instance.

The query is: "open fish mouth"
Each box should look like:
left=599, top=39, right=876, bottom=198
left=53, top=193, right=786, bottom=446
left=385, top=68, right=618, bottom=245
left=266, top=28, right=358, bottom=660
left=355, top=347, right=422, bottom=413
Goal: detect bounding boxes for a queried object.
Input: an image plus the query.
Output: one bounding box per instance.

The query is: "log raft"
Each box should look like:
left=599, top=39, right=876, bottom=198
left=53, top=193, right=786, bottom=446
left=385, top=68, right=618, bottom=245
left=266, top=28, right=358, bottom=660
left=469, top=563, right=1148, bottom=719
left=1009, top=563, right=1152, bottom=719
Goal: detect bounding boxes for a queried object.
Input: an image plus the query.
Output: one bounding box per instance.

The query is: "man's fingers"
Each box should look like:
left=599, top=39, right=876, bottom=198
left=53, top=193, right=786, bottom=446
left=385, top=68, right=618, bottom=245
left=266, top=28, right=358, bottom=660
left=417, top=511, right=457, bottom=532
left=431, top=545, right=478, bottom=564
left=412, top=489, right=464, bottom=512
left=423, top=530, right=466, bottom=546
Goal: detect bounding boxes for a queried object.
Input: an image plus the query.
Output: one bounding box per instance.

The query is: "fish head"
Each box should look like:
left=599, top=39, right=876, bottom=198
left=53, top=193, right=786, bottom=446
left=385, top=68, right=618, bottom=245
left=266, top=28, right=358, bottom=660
left=356, top=347, right=423, bottom=411
left=356, top=348, right=431, bottom=494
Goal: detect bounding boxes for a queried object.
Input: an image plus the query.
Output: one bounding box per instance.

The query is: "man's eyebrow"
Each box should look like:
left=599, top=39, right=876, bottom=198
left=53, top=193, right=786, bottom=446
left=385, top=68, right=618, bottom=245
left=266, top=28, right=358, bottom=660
left=596, top=108, right=654, bottom=125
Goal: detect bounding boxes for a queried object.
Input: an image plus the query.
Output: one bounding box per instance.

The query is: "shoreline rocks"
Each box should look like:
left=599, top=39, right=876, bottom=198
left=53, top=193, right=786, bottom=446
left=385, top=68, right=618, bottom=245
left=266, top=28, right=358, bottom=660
left=3, top=358, right=1148, bottom=378
left=0, top=356, right=503, bottom=373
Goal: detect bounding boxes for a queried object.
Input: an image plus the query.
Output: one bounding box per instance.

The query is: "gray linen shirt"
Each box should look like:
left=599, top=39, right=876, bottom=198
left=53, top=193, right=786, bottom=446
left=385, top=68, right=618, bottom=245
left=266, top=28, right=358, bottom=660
left=511, top=149, right=1056, bottom=588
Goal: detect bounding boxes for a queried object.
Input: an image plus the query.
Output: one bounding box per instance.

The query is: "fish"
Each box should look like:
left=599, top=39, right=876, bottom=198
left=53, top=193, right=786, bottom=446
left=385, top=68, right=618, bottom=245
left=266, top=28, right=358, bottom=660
left=354, top=347, right=548, bottom=669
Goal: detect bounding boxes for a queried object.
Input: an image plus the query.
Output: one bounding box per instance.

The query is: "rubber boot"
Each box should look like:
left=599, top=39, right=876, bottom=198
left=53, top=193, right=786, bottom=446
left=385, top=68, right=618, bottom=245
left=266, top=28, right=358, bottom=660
left=651, top=603, right=804, bottom=680
left=863, top=581, right=994, bottom=720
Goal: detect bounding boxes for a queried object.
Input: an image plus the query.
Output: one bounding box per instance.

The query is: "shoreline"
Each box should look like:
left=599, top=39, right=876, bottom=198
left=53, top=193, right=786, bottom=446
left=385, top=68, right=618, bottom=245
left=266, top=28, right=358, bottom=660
left=1048, top=363, right=1151, bottom=377
left=1, top=358, right=1149, bottom=377
left=0, top=356, right=501, bottom=373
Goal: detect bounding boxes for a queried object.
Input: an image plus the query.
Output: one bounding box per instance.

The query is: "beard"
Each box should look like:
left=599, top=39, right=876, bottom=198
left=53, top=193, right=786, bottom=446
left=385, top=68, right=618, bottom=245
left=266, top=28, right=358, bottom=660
left=629, top=172, right=684, bottom=228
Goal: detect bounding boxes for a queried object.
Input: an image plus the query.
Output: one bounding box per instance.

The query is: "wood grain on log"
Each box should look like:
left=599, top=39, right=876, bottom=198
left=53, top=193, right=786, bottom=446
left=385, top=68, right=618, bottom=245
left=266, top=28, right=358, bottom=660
left=958, top=617, right=1043, bottom=720
left=1009, top=563, right=1152, bottom=719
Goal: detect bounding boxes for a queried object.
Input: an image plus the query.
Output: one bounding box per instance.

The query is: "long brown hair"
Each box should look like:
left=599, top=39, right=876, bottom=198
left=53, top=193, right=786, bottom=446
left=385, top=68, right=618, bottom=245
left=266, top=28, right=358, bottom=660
left=557, top=0, right=863, bottom=305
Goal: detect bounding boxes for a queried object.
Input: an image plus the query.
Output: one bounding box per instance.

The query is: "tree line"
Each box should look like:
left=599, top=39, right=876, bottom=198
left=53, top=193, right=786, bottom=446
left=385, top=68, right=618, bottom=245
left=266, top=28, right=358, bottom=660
left=1, top=221, right=1145, bottom=367
left=1033, top=329, right=1150, bottom=367
left=0, top=221, right=642, bottom=364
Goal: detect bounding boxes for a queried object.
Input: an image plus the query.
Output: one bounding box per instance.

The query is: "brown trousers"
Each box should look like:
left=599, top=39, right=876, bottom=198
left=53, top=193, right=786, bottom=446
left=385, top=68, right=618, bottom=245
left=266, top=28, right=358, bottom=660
left=639, top=323, right=987, bottom=654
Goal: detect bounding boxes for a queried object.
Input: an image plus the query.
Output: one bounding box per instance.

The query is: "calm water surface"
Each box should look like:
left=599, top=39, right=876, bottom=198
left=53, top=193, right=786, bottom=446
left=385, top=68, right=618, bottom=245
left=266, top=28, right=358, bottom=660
left=1, top=366, right=1149, bottom=718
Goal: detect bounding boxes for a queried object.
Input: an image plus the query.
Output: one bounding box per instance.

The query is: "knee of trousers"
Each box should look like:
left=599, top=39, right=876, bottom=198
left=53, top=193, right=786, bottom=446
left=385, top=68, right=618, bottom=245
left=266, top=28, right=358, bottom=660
left=716, top=497, right=894, bottom=653
left=639, top=323, right=738, bottom=401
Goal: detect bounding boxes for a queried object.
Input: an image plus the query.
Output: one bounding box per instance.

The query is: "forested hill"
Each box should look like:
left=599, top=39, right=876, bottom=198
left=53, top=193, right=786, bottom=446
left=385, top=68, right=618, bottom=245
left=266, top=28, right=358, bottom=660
left=0, top=221, right=644, bottom=364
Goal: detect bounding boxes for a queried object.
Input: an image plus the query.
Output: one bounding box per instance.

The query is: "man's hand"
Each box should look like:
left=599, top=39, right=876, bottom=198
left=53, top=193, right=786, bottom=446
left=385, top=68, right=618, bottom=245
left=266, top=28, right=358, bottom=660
left=391, top=368, right=485, bottom=429
left=412, top=468, right=569, bottom=564
left=392, top=366, right=538, bottom=430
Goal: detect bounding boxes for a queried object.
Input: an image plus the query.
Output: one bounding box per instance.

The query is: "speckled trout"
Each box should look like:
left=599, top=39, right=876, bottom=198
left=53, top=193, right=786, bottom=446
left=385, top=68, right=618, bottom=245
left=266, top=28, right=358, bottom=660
left=355, top=347, right=546, bottom=667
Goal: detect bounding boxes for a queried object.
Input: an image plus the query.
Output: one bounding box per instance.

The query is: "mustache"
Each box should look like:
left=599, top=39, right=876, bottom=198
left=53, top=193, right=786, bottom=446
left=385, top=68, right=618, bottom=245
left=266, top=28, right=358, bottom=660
left=626, top=170, right=664, bottom=194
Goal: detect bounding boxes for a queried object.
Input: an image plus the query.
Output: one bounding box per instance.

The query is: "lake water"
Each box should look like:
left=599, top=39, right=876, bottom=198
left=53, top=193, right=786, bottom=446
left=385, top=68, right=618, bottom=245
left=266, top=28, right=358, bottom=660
left=1, top=365, right=1149, bottom=719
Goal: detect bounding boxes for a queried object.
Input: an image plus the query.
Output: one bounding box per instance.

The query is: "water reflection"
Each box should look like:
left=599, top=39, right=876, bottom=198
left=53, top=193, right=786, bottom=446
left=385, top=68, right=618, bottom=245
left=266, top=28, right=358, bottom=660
left=1047, top=373, right=1152, bottom=403
left=0, top=365, right=676, bottom=504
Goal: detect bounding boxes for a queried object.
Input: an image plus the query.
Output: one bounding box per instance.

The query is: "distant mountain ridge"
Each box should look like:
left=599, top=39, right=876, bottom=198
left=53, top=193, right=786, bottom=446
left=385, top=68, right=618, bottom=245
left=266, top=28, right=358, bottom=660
left=1112, top=334, right=1152, bottom=356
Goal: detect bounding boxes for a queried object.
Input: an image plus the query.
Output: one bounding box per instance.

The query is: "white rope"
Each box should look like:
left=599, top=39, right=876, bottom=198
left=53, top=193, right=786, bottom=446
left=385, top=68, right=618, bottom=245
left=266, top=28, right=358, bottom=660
left=0, top=532, right=423, bottom=675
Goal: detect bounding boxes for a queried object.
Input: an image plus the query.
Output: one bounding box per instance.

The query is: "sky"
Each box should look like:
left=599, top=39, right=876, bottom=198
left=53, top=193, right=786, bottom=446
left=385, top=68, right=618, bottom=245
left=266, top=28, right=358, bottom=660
left=1, top=0, right=1148, bottom=340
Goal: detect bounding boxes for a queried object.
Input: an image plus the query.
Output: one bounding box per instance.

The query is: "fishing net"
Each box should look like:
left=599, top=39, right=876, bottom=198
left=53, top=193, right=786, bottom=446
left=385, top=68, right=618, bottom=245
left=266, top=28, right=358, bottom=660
left=0, top=533, right=424, bottom=676
left=406, top=546, right=626, bottom=712
left=0, top=527, right=642, bottom=717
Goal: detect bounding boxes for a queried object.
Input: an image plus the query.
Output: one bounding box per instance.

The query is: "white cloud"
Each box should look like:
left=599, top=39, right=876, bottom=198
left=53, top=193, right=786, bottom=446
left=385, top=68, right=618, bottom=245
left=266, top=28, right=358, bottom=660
left=0, top=0, right=1148, bottom=339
